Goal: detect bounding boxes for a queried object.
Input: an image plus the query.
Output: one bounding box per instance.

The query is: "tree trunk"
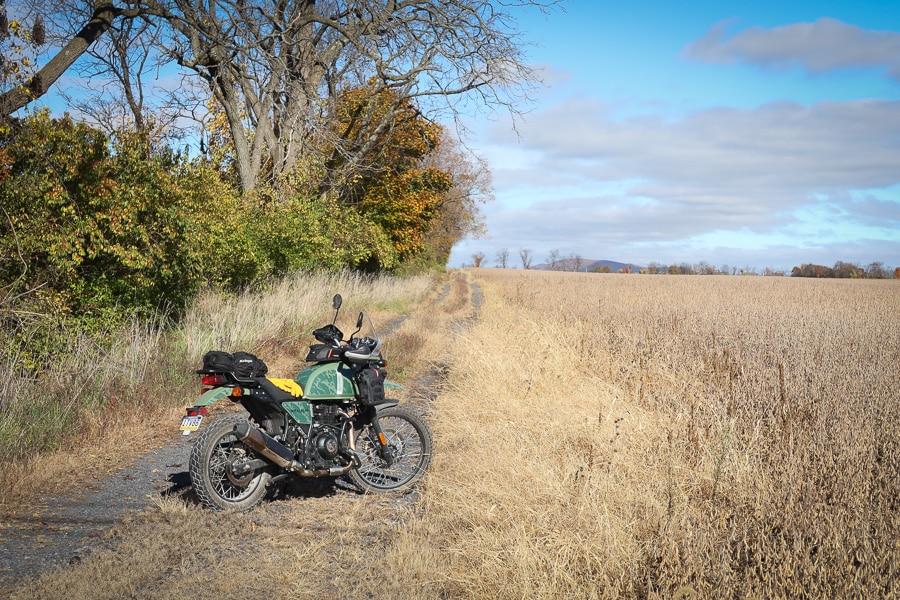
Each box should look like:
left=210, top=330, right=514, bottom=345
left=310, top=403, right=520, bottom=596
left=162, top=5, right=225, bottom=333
left=0, top=1, right=126, bottom=117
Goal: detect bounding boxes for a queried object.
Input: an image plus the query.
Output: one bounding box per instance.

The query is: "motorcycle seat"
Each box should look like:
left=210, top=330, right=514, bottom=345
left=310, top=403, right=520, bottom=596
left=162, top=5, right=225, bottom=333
left=257, top=377, right=301, bottom=403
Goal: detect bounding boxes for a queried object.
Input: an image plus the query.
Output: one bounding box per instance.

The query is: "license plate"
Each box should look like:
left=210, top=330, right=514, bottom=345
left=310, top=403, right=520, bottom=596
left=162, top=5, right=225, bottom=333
left=180, top=415, right=203, bottom=434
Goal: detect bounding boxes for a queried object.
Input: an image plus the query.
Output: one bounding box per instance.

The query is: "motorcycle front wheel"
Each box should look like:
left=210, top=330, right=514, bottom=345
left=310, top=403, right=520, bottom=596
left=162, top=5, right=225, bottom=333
left=349, top=405, right=433, bottom=493
left=189, top=415, right=272, bottom=511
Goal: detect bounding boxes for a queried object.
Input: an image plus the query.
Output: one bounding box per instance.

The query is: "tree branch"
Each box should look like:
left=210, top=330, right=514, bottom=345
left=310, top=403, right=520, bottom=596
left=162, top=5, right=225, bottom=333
left=0, top=1, right=134, bottom=116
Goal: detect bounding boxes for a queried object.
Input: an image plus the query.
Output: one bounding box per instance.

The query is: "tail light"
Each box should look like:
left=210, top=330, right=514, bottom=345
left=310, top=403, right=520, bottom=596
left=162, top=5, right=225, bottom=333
left=201, top=374, right=225, bottom=386
left=185, top=406, right=208, bottom=417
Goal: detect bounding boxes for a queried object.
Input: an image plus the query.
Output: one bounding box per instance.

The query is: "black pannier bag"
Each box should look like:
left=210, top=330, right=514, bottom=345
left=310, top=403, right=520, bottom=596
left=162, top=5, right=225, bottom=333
left=355, top=367, right=386, bottom=406
left=232, top=351, right=268, bottom=379
left=202, top=351, right=233, bottom=373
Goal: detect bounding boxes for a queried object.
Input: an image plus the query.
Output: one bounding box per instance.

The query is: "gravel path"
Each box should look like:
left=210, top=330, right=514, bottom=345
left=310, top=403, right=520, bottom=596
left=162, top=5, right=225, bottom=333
left=0, top=431, right=195, bottom=587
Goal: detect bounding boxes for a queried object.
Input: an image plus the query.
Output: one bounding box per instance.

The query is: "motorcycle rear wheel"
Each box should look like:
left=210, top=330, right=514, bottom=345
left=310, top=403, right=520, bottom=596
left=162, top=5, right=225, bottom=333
left=349, top=405, right=433, bottom=493
left=189, top=415, right=272, bottom=511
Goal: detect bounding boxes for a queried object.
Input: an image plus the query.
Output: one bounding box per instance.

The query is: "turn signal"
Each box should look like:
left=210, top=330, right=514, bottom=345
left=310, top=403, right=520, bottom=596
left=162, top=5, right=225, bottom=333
left=231, top=387, right=243, bottom=398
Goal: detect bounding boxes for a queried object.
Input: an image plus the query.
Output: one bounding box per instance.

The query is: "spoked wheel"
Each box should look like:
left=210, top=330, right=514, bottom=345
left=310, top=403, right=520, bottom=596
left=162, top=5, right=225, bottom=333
left=189, top=415, right=272, bottom=511
left=348, top=405, right=433, bottom=493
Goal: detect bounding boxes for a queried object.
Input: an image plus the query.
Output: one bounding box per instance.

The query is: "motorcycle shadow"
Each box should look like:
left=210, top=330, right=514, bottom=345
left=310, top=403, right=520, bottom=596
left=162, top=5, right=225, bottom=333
left=271, top=475, right=362, bottom=500
left=162, top=470, right=364, bottom=508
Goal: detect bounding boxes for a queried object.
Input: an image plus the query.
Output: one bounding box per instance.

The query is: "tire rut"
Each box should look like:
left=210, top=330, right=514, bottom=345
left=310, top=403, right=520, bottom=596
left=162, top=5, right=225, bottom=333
left=0, top=433, right=195, bottom=588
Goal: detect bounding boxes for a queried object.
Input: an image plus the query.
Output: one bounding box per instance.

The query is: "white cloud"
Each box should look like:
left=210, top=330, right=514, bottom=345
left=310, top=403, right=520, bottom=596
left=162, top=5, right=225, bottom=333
left=683, top=17, right=900, bottom=80
left=495, top=97, right=900, bottom=206
left=450, top=96, right=900, bottom=269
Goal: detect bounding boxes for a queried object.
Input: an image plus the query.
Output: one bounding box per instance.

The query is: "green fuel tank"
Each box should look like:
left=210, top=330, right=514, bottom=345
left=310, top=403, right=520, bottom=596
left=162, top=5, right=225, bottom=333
left=295, top=361, right=357, bottom=400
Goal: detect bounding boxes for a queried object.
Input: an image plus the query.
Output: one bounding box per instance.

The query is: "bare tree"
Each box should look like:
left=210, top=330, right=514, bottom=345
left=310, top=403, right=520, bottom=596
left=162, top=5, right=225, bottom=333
left=160, top=0, right=555, bottom=194
left=41, top=0, right=165, bottom=133
left=867, top=261, right=887, bottom=279
left=519, top=248, right=532, bottom=270
left=547, top=249, right=560, bottom=270
left=471, top=252, right=485, bottom=268
left=495, top=248, right=509, bottom=268
left=0, top=1, right=141, bottom=116
left=3, top=0, right=559, bottom=195
left=571, top=253, right=582, bottom=272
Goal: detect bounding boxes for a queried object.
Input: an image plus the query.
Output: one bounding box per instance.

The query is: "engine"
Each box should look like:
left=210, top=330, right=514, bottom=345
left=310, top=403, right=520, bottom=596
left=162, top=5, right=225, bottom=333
left=302, top=403, right=350, bottom=469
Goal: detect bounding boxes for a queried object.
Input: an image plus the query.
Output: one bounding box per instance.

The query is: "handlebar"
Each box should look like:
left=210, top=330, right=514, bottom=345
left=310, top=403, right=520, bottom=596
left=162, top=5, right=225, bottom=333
left=312, top=324, right=343, bottom=345
left=311, top=303, right=382, bottom=364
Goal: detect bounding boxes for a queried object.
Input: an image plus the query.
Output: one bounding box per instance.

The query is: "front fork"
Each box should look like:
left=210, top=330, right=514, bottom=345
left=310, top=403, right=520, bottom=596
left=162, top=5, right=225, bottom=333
left=356, top=405, right=395, bottom=466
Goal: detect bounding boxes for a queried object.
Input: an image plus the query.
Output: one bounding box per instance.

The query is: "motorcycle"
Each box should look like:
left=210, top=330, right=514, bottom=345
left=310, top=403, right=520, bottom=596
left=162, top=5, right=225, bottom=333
left=179, top=294, right=433, bottom=511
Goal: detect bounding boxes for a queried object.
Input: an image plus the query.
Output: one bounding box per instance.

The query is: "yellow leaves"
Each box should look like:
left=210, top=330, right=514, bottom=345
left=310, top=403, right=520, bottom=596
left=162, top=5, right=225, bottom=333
left=358, top=165, right=453, bottom=261
left=8, top=19, right=24, bottom=38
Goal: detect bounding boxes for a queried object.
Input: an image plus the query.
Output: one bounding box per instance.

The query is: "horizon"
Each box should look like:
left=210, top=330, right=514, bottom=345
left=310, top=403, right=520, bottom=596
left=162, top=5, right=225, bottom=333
left=465, top=254, right=895, bottom=275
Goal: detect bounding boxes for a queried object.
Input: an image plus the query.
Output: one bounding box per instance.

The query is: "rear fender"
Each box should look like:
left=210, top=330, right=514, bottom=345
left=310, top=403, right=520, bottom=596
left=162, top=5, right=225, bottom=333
left=194, top=386, right=234, bottom=408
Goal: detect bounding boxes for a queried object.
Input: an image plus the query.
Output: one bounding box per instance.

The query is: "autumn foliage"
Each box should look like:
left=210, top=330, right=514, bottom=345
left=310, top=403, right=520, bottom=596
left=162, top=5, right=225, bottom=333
left=0, top=111, right=254, bottom=324
left=327, top=85, right=456, bottom=267
left=1, top=95, right=483, bottom=333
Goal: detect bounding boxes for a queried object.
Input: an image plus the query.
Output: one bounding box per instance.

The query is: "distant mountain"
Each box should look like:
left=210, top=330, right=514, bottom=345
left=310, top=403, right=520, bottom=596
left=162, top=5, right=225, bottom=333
left=532, top=258, right=643, bottom=273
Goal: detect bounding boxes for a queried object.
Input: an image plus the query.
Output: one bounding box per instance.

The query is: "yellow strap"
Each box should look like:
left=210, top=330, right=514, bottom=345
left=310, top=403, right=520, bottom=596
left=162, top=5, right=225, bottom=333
left=267, top=377, right=303, bottom=397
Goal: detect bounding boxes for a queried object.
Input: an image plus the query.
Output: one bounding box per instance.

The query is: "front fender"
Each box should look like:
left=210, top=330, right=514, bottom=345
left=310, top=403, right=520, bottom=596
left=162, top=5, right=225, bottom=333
left=194, top=386, right=234, bottom=407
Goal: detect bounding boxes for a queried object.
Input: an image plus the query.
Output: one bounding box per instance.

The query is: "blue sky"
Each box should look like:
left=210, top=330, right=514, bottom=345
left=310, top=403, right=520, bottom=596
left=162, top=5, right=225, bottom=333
left=447, top=0, right=900, bottom=271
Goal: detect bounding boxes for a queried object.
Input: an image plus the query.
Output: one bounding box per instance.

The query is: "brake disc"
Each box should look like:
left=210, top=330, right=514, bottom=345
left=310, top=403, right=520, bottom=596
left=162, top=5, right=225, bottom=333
left=225, top=450, right=255, bottom=487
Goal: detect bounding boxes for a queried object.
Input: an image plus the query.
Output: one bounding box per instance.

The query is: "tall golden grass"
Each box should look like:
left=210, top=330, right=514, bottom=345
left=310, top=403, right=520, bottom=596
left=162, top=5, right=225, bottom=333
left=381, top=270, right=900, bottom=598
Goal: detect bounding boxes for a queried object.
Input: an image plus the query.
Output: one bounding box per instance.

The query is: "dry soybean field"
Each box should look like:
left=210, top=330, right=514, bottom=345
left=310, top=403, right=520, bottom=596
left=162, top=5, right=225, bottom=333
left=387, top=269, right=899, bottom=598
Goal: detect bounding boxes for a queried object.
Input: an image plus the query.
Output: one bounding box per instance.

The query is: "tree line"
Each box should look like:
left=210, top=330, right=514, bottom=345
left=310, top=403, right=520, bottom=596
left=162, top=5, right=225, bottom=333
left=790, top=262, right=896, bottom=279
left=470, top=250, right=896, bottom=278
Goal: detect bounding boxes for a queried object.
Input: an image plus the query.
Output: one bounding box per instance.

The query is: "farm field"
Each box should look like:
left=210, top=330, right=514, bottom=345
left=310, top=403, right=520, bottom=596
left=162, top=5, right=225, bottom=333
left=384, top=269, right=900, bottom=598
left=4, top=269, right=898, bottom=598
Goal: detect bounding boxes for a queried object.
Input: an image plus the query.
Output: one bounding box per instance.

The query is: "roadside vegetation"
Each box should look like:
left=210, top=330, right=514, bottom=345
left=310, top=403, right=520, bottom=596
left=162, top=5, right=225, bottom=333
left=0, top=100, right=484, bottom=466
left=1, top=269, right=473, bottom=599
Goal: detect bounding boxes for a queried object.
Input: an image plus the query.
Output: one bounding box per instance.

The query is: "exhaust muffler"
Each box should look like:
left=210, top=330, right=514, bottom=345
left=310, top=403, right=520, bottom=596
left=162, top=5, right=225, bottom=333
left=233, top=422, right=353, bottom=477
left=233, top=421, right=297, bottom=470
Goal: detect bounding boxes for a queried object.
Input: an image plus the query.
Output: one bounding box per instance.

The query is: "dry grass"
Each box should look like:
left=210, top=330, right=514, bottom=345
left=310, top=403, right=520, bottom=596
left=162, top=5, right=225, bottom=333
left=6, top=269, right=898, bottom=599
left=181, top=270, right=433, bottom=362
left=380, top=270, right=900, bottom=598
left=3, top=269, right=473, bottom=599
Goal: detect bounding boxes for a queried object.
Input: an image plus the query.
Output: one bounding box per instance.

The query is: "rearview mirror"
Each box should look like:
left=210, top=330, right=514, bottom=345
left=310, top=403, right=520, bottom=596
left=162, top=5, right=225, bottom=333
left=332, top=294, right=342, bottom=310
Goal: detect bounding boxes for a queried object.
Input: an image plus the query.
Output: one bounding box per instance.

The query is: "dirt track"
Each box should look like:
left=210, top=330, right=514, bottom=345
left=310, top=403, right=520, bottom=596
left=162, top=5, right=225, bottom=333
left=0, top=432, right=196, bottom=587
